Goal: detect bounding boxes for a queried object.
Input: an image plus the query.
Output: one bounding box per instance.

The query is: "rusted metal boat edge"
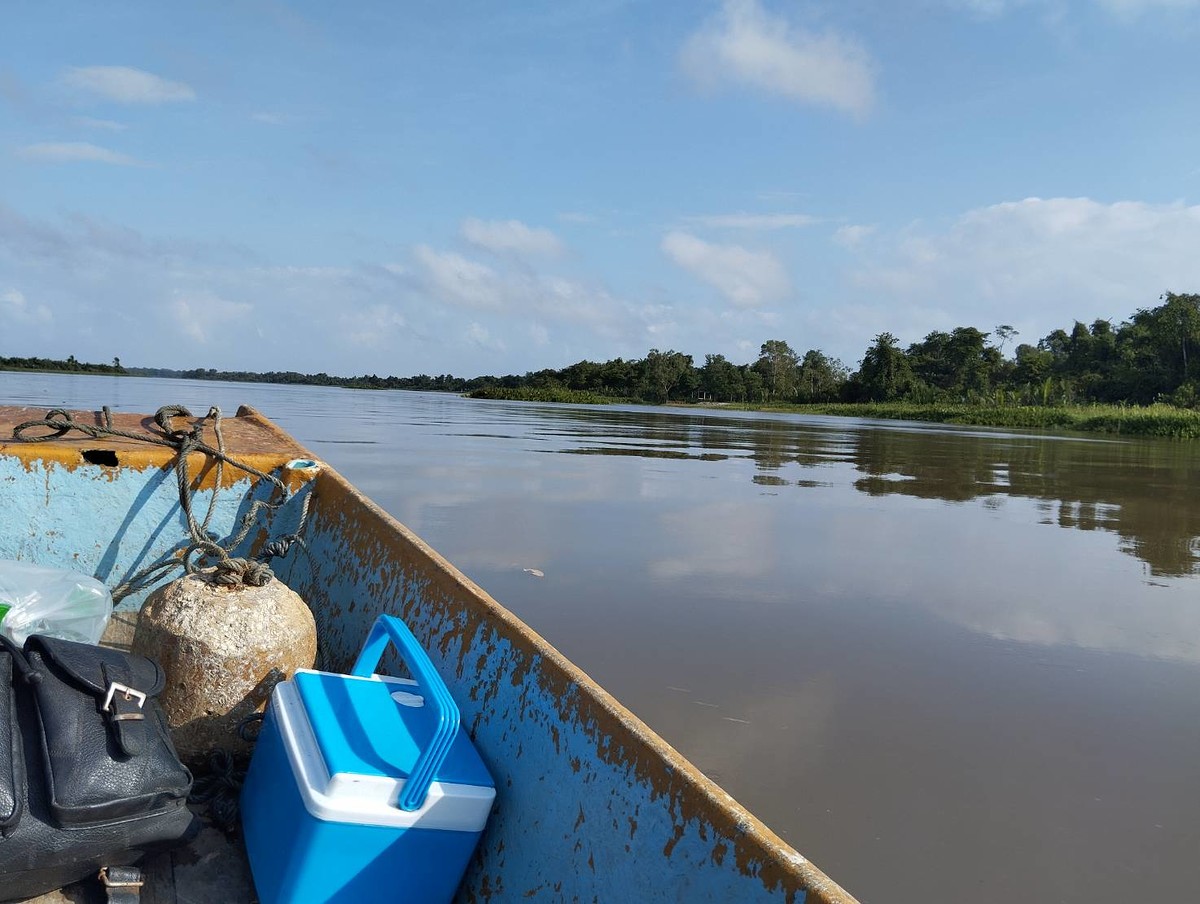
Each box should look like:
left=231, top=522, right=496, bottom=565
left=230, top=407, right=858, bottom=904
left=0, top=405, right=313, bottom=492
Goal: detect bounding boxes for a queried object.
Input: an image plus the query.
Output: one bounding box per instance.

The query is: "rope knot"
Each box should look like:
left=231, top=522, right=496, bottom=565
left=212, top=557, right=275, bottom=588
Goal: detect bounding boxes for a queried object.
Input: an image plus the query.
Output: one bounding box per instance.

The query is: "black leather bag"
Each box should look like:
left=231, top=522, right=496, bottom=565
left=0, top=634, right=199, bottom=902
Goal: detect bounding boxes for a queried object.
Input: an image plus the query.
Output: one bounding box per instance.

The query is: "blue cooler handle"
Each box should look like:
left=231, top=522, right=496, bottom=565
left=350, top=615, right=461, bottom=811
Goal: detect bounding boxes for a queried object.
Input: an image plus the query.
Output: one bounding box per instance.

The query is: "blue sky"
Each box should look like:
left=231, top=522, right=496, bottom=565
left=4, top=0, right=1200, bottom=376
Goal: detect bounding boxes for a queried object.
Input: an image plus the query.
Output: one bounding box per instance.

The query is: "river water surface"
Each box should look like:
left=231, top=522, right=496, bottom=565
left=3, top=372, right=1199, bottom=903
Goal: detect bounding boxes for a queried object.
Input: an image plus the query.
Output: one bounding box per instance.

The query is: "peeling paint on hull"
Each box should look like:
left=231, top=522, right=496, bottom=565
left=0, top=406, right=859, bottom=904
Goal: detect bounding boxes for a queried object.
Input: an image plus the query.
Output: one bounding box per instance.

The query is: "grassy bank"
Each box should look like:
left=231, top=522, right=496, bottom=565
left=759, top=402, right=1200, bottom=438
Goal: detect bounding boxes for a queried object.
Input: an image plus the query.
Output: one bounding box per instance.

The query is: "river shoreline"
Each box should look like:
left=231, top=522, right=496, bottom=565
left=466, top=387, right=1200, bottom=439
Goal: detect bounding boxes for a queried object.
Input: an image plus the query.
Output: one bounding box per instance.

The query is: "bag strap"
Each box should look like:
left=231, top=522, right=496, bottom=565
left=99, top=866, right=143, bottom=904
left=100, top=660, right=150, bottom=757
left=23, top=636, right=157, bottom=758
left=0, top=632, right=41, bottom=686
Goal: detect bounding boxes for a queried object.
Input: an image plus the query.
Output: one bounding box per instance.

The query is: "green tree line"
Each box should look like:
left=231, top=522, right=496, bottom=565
left=477, top=291, right=1200, bottom=408
left=7, top=292, right=1199, bottom=409
left=0, top=355, right=126, bottom=375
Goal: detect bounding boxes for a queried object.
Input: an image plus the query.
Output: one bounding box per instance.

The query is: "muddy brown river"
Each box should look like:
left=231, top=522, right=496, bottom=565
left=4, top=371, right=1199, bottom=903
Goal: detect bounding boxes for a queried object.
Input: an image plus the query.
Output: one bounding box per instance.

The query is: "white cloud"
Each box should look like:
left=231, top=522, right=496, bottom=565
left=73, top=116, right=127, bottom=131
left=684, top=212, right=818, bottom=230
left=661, top=231, right=790, bottom=307
left=848, top=197, right=1200, bottom=346
left=950, top=0, right=1199, bottom=17
left=251, top=112, right=297, bottom=125
left=61, top=66, right=196, bottom=104
left=1098, top=0, right=1199, bottom=13
left=414, top=245, right=505, bottom=308
left=466, top=322, right=505, bottom=351
left=171, top=292, right=252, bottom=343
left=461, top=218, right=564, bottom=256
left=2, top=288, right=52, bottom=324
left=0, top=199, right=687, bottom=375
left=16, top=142, right=142, bottom=166
left=414, top=244, right=659, bottom=341
left=832, top=224, right=876, bottom=248
left=680, top=0, right=875, bottom=117
left=339, top=304, right=406, bottom=347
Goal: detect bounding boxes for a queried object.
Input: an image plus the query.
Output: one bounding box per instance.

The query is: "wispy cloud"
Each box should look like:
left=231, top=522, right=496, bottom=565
left=73, top=116, right=127, bottom=131
left=684, top=212, right=818, bottom=230
left=833, top=224, right=876, bottom=248
left=414, top=245, right=505, bottom=308
left=413, top=243, right=656, bottom=341
left=61, top=66, right=196, bottom=104
left=680, top=0, right=875, bottom=118
left=466, top=321, right=505, bottom=351
left=1101, top=0, right=1200, bottom=13
left=171, top=292, right=252, bottom=344
left=461, top=218, right=565, bottom=256
left=339, top=304, right=406, bottom=347
left=557, top=211, right=596, bottom=224
left=16, top=142, right=142, bottom=166
left=847, top=197, right=1200, bottom=346
left=2, top=288, right=52, bottom=324
left=949, top=0, right=1199, bottom=18
left=251, top=111, right=297, bottom=125
left=661, top=230, right=790, bottom=307
left=0, top=199, right=666, bottom=373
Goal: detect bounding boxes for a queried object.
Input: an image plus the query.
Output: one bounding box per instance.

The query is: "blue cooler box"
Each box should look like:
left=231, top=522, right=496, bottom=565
left=241, top=615, right=496, bottom=904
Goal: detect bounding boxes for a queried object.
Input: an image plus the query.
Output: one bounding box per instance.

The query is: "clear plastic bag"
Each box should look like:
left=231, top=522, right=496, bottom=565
left=0, top=559, right=113, bottom=645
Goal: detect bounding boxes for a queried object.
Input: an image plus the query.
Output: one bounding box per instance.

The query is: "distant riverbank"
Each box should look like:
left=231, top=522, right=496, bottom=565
left=764, top=402, right=1200, bottom=438
left=467, top=388, right=1200, bottom=438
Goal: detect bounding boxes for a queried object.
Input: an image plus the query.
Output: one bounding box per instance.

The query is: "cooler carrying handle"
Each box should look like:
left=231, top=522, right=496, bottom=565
left=350, top=614, right=461, bottom=811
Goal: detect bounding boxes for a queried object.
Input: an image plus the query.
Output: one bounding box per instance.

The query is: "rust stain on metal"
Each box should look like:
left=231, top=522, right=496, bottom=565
left=712, top=843, right=728, bottom=867
left=663, top=823, right=686, bottom=858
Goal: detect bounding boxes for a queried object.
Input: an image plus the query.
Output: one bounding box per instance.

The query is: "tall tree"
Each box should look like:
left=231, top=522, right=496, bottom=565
left=700, top=353, right=741, bottom=401
left=993, top=324, right=1018, bottom=357
left=797, top=349, right=847, bottom=402
left=858, top=333, right=914, bottom=401
left=754, top=340, right=800, bottom=401
left=642, top=349, right=693, bottom=404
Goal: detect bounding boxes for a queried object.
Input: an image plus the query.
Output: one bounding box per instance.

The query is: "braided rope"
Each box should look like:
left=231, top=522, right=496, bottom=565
left=12, top=405, right=312, bottom=600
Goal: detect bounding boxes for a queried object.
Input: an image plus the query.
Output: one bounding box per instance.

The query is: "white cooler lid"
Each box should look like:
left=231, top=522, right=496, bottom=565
left=272, top=676, right=495, bottom=832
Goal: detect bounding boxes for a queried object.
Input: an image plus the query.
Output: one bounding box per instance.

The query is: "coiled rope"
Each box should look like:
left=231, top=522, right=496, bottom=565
left=12, top=405, right=312, bottom=599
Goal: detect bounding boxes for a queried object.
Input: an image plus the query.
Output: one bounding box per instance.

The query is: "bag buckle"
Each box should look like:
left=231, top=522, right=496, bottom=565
left=98, top=865, right=144, bottom=888
left=103, top=682, right=147, bottom=713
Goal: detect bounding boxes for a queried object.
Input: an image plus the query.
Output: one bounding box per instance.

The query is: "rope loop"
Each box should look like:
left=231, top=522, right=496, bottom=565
left=13, top=403, right=311, bottom=598
left=211, top=557, right=275, bottom=588
left=13, top=408, right=88, bottom=442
